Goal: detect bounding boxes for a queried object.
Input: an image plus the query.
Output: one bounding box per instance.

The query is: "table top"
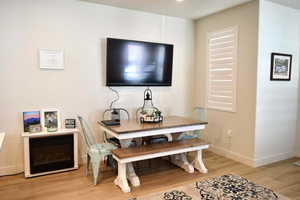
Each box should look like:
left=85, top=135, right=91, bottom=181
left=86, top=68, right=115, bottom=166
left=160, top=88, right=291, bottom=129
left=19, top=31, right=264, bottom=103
left=98, top=116, right=207, bottom=134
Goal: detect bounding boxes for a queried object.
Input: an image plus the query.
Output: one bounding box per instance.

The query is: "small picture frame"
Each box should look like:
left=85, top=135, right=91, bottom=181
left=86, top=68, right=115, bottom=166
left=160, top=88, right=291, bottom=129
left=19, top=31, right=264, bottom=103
left=29, top=124, right=42, bottom=133
left=270, top=53, right=292, bottom=81
left=65, top=119, right=76, bottom=129
left=23, top=111, right=41, bottom=132
left=41, top=109, right=61, bottom=131
left=39, top=49, right=64, bottom=70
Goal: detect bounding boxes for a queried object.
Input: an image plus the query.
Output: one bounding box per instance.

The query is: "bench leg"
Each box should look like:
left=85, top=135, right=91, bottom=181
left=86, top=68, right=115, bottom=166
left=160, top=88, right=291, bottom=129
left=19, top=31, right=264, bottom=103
left=119, top=139, right=140, bottom=187
left=171, top=153, right=194, bottom=173
left=127, top=163, right=140, bottom=187
left=192, top=150, right=208, bottom=174
left=114, top=162, right=131, bottom=193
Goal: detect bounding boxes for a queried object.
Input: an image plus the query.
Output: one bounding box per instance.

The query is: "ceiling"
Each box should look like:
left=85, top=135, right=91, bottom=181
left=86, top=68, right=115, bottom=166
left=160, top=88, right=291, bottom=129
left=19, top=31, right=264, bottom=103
left=83, top=0, right=253, bottom=20
left=269, top=0, right=300, bottom=9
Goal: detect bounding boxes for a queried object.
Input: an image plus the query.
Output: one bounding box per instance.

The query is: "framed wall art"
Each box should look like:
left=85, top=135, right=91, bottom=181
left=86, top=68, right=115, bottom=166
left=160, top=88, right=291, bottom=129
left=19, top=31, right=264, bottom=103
left=270, top=53, right=292, bottom=81
left=39, top=49, right=64, bottom=70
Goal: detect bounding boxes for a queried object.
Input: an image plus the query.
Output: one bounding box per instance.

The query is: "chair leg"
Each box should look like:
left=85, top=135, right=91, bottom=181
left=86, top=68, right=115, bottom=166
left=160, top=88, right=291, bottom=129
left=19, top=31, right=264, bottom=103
left=85, top=154, right=90, bottom=176
left=91, top=157, right=102, bottom=185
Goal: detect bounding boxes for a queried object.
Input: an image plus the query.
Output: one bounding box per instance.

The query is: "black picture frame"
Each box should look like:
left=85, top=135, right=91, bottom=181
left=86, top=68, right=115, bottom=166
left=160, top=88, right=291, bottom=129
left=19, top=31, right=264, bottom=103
left=64, top=119, right=76, bottom=129
left=270, top=53, right=292, bottom=81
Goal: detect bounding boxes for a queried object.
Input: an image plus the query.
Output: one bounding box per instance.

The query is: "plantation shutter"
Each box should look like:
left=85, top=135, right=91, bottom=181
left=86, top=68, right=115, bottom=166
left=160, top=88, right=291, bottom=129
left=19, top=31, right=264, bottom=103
left=207, top=27, right=238, bottom=112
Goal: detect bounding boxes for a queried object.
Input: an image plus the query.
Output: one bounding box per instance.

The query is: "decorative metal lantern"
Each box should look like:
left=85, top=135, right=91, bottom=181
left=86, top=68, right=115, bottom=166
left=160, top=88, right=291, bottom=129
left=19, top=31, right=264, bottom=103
left=138, top=88, right=163, bottom=123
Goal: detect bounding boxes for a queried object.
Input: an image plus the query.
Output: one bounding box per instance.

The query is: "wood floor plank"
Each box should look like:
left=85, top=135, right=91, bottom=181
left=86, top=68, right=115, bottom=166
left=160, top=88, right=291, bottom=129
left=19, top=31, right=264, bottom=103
left=0, top=151, right=299, bottom=200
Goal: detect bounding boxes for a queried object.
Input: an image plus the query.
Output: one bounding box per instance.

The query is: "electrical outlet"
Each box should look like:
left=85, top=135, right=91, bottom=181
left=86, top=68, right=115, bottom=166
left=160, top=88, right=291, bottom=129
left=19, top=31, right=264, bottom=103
left=227, top=129, right=233, bottom=137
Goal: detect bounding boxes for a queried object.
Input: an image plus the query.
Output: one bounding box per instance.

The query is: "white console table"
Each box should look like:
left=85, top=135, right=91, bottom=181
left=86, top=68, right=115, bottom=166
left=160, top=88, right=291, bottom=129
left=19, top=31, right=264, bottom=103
left=22, top=129, right=79, bottom=178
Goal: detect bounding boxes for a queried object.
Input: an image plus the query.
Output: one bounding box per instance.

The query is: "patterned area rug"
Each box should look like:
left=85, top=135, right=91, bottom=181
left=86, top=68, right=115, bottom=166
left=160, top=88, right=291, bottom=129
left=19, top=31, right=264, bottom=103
left=131, top=174, right=289, bottom=200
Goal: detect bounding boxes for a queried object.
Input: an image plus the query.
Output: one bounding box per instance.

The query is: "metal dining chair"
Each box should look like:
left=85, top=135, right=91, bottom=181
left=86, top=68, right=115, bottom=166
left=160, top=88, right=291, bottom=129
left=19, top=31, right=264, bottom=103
left=78, top=116, right=117, bottom=185
left=102, top=108, right=131, bottom=168
left=177, top=107, right=206, bottom=140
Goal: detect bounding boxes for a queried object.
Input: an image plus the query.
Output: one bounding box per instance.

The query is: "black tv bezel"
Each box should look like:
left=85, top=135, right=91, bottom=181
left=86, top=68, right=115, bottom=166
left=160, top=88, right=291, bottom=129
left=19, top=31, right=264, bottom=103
left=106, top=38, right=173, bottom=87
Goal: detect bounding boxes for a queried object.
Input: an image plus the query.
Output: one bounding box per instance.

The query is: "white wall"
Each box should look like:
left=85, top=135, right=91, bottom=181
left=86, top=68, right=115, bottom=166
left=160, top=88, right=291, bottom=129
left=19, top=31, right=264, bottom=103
left=194, top=1, right=259, bottom=166
left=0, top=0, right=195, bottom=175
left=255, top=0, right=300, bottom=166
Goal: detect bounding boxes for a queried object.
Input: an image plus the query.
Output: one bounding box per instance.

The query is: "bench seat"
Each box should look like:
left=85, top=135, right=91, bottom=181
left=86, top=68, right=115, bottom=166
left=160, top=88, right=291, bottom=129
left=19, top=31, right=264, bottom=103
left=112, top=138, right=209, bottom=193
left=112, top=138, right=209, bottom=163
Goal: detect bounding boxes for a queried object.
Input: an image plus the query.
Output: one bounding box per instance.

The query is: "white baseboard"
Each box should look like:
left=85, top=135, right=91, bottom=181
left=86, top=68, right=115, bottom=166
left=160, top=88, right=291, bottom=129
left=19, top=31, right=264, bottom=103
left=210, top=145, right=255, bottom=167
left=0, top=165, right=23, bottom=176
left=254, top=151, right=296, bottom=167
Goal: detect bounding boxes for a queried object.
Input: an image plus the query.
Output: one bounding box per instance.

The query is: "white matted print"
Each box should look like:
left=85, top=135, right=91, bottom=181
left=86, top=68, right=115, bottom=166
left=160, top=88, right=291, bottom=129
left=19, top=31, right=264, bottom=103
left=39, top=49, right=64, bottom=69
left=41, top=109, right=61, bottom=130
left=270, top=53, right=292, bottom=81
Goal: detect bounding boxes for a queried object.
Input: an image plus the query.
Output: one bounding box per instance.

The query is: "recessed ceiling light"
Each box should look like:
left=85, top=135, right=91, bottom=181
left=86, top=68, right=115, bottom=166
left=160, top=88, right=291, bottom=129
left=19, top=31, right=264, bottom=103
left=176, top=0, right=184, bottom=2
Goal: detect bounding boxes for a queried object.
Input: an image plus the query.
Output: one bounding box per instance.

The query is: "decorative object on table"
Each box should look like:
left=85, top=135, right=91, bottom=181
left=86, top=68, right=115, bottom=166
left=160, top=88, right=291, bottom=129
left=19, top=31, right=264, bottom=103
left=270, top=53, right=292, bottom=81
left=39, top=49, right=64, bottom=70
left=64, top=119, right=76, bottom=129
left=23, top=111, right=41, bottom=132
left=101, top=119, right=120, bottom=126
left=130, top=174, right=288, bottom=200
left=78, top=116, right=117, bottom=185
left=41, top=109, right=61, bottom=132
left=137, top=88, right=163, bottom=123
left=111, top=109, right=120, bottom=121
left=29, top=124, right=42, bottom=133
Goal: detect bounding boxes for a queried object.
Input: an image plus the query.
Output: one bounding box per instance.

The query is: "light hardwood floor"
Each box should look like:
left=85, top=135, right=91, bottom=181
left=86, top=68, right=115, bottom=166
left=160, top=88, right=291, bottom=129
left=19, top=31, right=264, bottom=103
left=1, top=151, right=300, bottom=200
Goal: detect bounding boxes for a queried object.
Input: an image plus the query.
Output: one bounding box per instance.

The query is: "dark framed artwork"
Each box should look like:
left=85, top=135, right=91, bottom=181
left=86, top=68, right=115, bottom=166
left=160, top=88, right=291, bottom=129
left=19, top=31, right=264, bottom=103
left=65, top=119, right=76, bottom=129
left=270, top=53, right=292, bottom=81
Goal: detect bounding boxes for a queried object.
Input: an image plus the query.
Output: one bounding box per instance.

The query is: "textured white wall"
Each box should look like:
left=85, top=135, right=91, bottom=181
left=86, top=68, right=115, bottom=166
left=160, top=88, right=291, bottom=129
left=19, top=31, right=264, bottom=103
left=0, top=0, right=195, bottom=175
left=255, top=0, right=300, bottom=166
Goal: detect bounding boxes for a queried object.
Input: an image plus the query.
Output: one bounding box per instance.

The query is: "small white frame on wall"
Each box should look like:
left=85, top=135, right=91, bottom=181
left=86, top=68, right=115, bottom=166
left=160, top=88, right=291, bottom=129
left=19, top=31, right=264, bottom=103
left=39, top=49, right=64, bottom=69
left=41, top=109, right=61, bottom=130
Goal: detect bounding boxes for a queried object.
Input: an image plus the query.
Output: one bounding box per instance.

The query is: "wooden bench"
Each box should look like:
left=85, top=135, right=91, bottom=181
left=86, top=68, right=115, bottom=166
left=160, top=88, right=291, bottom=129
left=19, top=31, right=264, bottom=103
left=112, top=138, right=209, bottom=192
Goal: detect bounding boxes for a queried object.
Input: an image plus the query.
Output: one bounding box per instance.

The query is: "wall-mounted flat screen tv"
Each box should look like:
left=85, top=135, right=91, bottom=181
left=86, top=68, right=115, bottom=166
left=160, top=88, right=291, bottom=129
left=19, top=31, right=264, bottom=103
left=106, top=38, right=173, bottom=86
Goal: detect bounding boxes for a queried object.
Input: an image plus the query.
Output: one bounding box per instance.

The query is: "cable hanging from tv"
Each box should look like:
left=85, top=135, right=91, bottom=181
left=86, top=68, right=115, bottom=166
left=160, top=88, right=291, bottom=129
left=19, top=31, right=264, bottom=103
left=108, top=86, right=119, bottom=109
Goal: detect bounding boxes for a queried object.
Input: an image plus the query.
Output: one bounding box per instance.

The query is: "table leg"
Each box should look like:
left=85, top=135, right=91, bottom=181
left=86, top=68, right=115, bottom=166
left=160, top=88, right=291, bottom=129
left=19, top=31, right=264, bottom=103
left=169, top=133, right=194, bottom=173
left=170, top=153, right=194, bottom=173
left=114, top=162, right=130, bottom=193
left=192, top=150, right=208, bottom=173
left=120, top=139, right=140, bottom=187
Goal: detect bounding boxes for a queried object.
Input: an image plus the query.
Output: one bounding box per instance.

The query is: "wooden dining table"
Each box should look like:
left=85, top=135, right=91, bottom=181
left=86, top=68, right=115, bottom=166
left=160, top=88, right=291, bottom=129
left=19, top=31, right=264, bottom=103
left=98, top=116, right=208, bottom=189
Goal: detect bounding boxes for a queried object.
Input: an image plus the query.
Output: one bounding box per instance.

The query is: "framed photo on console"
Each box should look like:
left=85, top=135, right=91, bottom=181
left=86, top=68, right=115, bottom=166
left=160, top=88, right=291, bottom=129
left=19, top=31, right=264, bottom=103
left=23, top=111, right=41, bottom=132
left=41, top=109, right=61, bottom=131
left=270, top=53, right=292, bottom=81
left=65, top=119, right=76, bottom=129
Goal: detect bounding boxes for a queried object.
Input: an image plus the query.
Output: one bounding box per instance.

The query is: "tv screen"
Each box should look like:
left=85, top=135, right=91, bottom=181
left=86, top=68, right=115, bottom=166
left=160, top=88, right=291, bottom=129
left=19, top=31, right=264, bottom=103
left=106, top=38, right=173, bottom=86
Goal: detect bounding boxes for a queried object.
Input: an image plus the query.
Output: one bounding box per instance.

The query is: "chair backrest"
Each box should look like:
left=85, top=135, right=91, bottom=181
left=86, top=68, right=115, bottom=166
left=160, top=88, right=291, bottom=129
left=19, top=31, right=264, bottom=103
left=191, top=107, right=206, bottom=121
left=190, top=107, right=206, bottom=139
left=102, top=108, right=130, bottom=121
left=77, top=116, right=97, bottom=148
left=102, top=108, right=130, bottom=142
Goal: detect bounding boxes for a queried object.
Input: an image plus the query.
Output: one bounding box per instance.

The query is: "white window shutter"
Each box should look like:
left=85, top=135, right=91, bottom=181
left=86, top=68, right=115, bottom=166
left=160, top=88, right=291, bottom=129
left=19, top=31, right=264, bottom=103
left=207, top=27, right=238, bottom=112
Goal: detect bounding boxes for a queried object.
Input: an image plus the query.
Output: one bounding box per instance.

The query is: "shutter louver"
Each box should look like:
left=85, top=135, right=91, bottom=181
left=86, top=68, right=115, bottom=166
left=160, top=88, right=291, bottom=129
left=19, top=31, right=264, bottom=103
left=207, top=27, right=238, bottom=112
